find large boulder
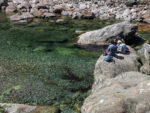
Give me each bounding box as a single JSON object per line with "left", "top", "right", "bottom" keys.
{"left": 77, "top": 21, "right": 138, "bottom": 46}
{"left": 82, "top": 71, "right": 150, "bottom": 113}
{"left": 94, "top": 46, "right": 141, "bottom": 82}
{"left": 0, "top": 103, "right": 59, "bottom": 113}
{"left": 138, "top": 43, "right": 150, "bottom": 75}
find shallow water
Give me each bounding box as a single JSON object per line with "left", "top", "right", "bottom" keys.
{"left": 0, "top": 13, "right": 118, "bottom": 112}
{"left": 0, "top": 13, "right": 149, "bottom": 113}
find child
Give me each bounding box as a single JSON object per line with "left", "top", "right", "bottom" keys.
{"left": 117, "top": 40, "right": 129, "bottom": 54}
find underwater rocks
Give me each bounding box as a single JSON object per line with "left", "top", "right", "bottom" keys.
{"left": 4, "top": 0, "right": 150, "bottom": 23}
{"left": 77, "top": 21, "right": 138, "bottom": 46}
{"left": 138, "top": 43, "right": 150, "bottom": 75}
{"left": 0, "top": 103, "right": 59, "bottom": 113}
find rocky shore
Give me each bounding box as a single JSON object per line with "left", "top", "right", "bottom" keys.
{"left": 79, "top": 22, "right": 150, "bottom": 113}
{"left": 0, "top": 0, "right": 149, "bottom": 23}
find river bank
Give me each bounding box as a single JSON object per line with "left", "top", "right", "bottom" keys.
{"left": 0, "top": 0, "right": 149, "bottom": 24}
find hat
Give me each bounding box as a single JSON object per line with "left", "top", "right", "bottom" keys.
{"left": 117, "top": 40, "right": 122, "bottom": 44}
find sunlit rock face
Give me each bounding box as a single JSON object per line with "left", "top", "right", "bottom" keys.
{"left": 82, "top": 71, "right": 150, "bottom": 113}
{"left": 77, "top": 21, "right": 138, "bottom": 46}
{"left": 138, "top": 43, "right": 150, "bottom": 75}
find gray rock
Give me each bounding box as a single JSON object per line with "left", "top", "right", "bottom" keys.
{"left": 56, "top": 19, "right": 64, "bottom": 23}
{"left": 79, "top": 4, "right": 87, "bottom": 9}
{"left": 5, "top": 2, "right": 16, "bottom": 14}
{"left": 138, "top": 43, "right": 150, "bottom": 75}
{"left": 138, "top": 43, "right": 150, "bottom": 63}
{"left": 77, "top": 21, "right": 138, "bottom": 46}
{"left": 10, "top": 12, "right": 34, "bottom": 21}
{"left": 81, "top": 10, "right": 95, "bottom": 19}
{"left": 75, "top": 30, "right": 85, "bottom": 35}
{"left": 94, "top": 46, "right": 140, "bottom": 81}
{"left": 30, "top": 8, "right": 43, "bottom": 17}
{"left": 123, "top": 9, "right": 130, "bottom": 17}
{"left": 43, "top": 12, "right": 56, "bottom": 18}
{"left": 82, "top": 71, "right": 150, "bottom": 113}
{"left": 20, "top": 12, "right": 34, "bottom": 20}
{"left": 10, "top": 14, "right": 21, "bottom": 21}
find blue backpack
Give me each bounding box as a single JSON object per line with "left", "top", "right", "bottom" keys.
{"left": 104, "top": 55, "right": 112, "bottom": 62}
{"left": 118, "top": 43, "right": 129, "bottom": 54}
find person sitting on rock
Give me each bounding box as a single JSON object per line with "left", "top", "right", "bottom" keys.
{"left": 117, "top": 40, "right": 129, "bottom": 54}
{"left": 107, "top": 39, "right": 117, "bottom": 56}
{"left": 104, "top": 39, "right": 117, "bottom": 62}
{"left": 115, "top": 35, "right": 125, "bottom": 45}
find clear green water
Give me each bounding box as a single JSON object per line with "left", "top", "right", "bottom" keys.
{"left": 0, "top": 13, "right": 149, "bottom": 113}
{"left": 0, "top": 13, "right": 118, "bottom": 112}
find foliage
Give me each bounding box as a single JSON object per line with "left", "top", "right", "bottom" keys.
{"left": 0, "top": 106, "right": 4, "bottom": 113}
{"left": 0, "top": 85, "right": 21, "bottom": 101}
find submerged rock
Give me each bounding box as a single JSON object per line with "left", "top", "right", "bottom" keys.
{"left": 56, "top": 19, "right": 64, "bottom": 23}
{"left": 0, "top": 103, "right": 59, "bottom": 113}
{"left": 33, "top": 106, "right": 59, "bottom": 113}
{"left": 0, "top": 103, "right": 36, "bottom": 113}
{"left": 77, "top": 21, "right": 138, "bottom": 46}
